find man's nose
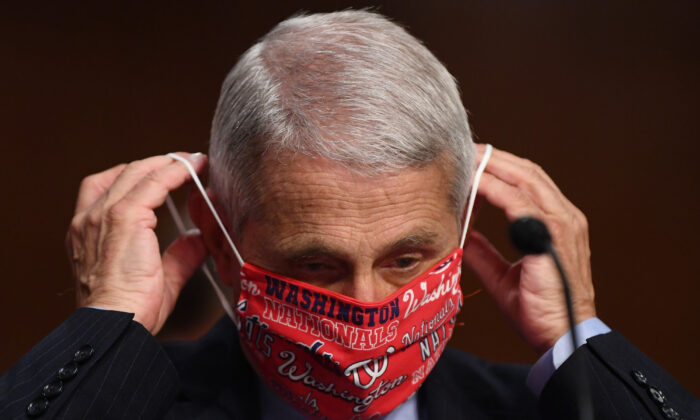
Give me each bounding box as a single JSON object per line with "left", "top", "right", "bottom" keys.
{"left": 337, "top": 268, "right": 394, "bottom": 303}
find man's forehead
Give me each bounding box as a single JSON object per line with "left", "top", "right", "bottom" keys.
{"left": 255, "top": 153, "right": 455, "bottom": 208}
{"left": 238, "top": 153, "right": 460, "bottom": 254}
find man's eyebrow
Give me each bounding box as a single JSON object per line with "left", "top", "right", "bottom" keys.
{"left": 278, "top": 229, "right": 441, "bottom": 261}
{"left": 283, "top": 241, "right": 350, "bottom": 261}
{"left": 379, "top": 228, "right": 440, "bottom": 255}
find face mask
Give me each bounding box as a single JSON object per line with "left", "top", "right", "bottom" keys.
{"left": 166, "top": 144, "right": 492, "bottom": 419}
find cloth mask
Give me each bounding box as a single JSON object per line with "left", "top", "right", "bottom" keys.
{"left": 166, "top": 144, "right": 492, "bottom": 419}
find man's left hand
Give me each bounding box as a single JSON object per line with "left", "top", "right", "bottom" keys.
{"left": 464, "top": 144, "right": 597, "bottom": 355}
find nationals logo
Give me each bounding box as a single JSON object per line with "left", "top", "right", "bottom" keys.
{"left": 344, "top": 346, "right": 395, "bottom": 389}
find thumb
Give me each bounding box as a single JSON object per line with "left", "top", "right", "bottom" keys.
{"left": 463, "top": 230, "right": 510, "bottom": 294}
{"left": 162, "top": 228, "right": 208, "bottom": 297}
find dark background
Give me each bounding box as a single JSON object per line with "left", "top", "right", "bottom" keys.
{"left": 1, "top": 1, "right": 698, "bottom": 397}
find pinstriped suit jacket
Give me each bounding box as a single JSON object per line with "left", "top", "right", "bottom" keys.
{"left": 1, "top": 308, "right": 698, "bottom": 419}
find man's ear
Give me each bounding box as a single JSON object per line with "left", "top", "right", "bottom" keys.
{"left": 188, "top": 188, "right": 240, "bottom": 287}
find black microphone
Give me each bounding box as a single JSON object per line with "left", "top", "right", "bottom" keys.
{"left": 509, "top": 217, "right": 593, "bottom": 420}
{"left": 509, "top": 217, "right": 551, "bottom": 255}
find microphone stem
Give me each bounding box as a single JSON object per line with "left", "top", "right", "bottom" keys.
{"left": 547, "top": 245, "right": 579, "bottom": 349}
{"left": 547, "top": 244, "right": 593, "bottom": 420}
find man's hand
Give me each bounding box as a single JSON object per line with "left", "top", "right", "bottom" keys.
{"left": 464, "top": 144, "right": 596, "bottom": 355}
{"left": 65, "top": 153, "right": 208, "bottom": 334}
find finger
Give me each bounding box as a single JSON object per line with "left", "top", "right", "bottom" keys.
{"left": 161, "top": 228, "right": 208, "bottom": 304}
{"left": 463, "top": 230, "right": 510, "bottom": 292}
{"left": 100, "top": 154, "right": 194, "bottom": 209}
{"left": 476, "top": 144, "right": 555, "bottom": 182}
{"left": 476, "top": 144, "right": 588, "bottom": 249}
{"left": 475, "top": 145, "right": 565, "bottom": 212}
{"left": 74, "top": 164, "right": 127, "bottom": 213}
{"left": 477, "top": 172, "right": 545, "bottom": 221}
{"left": 476, "top": 144, "right": 563, "bottom": 196}
{"left": 115, "top": 154, "right": 208, "bottom": 226}
{"left": 77, "top": 159, "right": 173, "bottom": 267}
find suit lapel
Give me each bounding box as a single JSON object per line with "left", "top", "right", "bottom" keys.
{"left": 166, "top": 316, "right": 261, "bottom": 419}
{"left": 417, "top": 350, "right": 492, "bottom": 420}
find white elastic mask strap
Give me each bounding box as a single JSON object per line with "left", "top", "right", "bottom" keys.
{"left": 165, "top": 153, "right": 243, "bottom": 321}
{"left": 166, "top": 153, "right": 244, "bottom": 267}
{"left": 459, "top": 144, "right": 492, "bottom": 248}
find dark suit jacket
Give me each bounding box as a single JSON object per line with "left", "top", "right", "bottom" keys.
{"left": 1, "top": 308, "right": 697, "bottom": 419}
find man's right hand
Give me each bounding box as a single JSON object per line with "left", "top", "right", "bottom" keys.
{"left": 65, "top": 153, "right": 209, "bottom": 335}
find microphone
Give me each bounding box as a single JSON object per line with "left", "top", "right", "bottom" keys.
{"left": 509, "top": 217, "right": 593, "bottom": 420}
{"left": 509, "top": 217, "right": 551, "bottom": 255}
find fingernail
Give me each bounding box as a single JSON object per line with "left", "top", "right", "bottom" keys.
{"left": 189, "top": 152, "right": 205, "bottom": 162}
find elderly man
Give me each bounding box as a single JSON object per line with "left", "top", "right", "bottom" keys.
{"left": 1, "top": 10, "right": 696, "bottom": 420}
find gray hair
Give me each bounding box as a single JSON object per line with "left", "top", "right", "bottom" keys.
{"left": 209, "top": 10, "right": 475, "bottom": 234}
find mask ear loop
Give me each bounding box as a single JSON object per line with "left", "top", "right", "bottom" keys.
{"left": 459, "top": 144, "right": 493, "bottom": 249}
{"left": 165, "top": 153, "right": 243, "bottom": 322}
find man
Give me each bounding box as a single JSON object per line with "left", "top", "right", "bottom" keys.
{"left": 1, "top": 10, "right": 697, "bottom": 420}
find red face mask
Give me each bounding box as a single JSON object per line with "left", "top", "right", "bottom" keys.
{"left": 166, "top": 144, "right": 492, "bottom": 420}
{"left": 236, "top": 249, "right": 463, "bottom": 419}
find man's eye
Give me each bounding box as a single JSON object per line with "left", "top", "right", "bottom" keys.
{"left": 393, "top": 256, "right": 419, "bottom": 269}
{"left": 305, "top": 262, "right": 327, "bottom": 272}
{"left": 295, "top": 259, "right": 339, "bottom": 274}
